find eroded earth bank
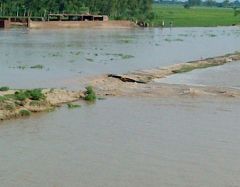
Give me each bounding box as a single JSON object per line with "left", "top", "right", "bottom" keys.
{"left": 1, "top": 52, "right": 240, "bottom": 121}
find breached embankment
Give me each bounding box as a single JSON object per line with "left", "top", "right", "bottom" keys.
{"left": 1, "top": 52, "right": 240, "bottom": 121}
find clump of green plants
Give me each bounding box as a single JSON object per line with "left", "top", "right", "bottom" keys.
{"left": 119, "top": 54, "right": 135, "bottom": 60}
{"left": 67, "top": 103, "right": 81, "bottom": 109}
{"left": 0, "top": 86, "right": 10, "bottom": 91}
{"left": 84, "top": 86, "right": 96, "bottom": 102}
{"left": 86, "top": 58, "right": 94, "bottom": 62}
{"left": 19, "top": 109, "right": 31, "bottom": 117}
{"left": 26, "top": 89, "right": 45, "bottom": 100}
{"left": 16, "top": 65, "right": 27, "bottom": 69}
{"left": 0, "top": 96, "right": 7, "bottom": 102}
{"left": 172, "top": 63, "right": 219, "bottom": 74}
{"left": 13, "top": 89, "right": 45, "bottom": 101}
{"left": 30, "top": 64, "right": 44, "bottom": 69}
{"left": 14, "top": 91, "right": 29, "bottom": 101}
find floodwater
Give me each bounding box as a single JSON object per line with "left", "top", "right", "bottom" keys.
{"left": 1, "top": 27, "right": 240, "bottom": 187}
{"left": 1, "top": 97, "right": 240, "bottom": 187}
{"left": 1, "top": 26, "right": 240, "bottom": 88}
{"left": 157, "top": 61, "right": 240, "bottom": 89}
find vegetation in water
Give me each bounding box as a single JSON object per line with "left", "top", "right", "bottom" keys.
{"left": 172, "top": 63, "right": 219, "bottom": 73}
{"left": 84, "top": 86, "right": 96, "bottom": 102}
{"left": 30, "top": 64, "right": 44, "bottom": 69}
{"left": 67, "top": 103, "right": 81, "bottom": 109}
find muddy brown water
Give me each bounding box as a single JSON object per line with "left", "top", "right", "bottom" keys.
{"left": 1, "top": 27, "right": 240, "bottom": 187}
{"left": 1, "top": 97, "right": 240, "bottom": 187}
{"left": 1, "top": 26, "right": 240, "bottom": 89}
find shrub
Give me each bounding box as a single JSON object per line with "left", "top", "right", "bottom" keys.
{"left": 0, "top": 87, "right": 10, "bottom": 91}
{"left": 14, "top": 91, "right": 29, "bottom": 101}
{"left": 26, "top": 89, "right": 45, "bottom": 100}
{"left": 14, "top": 89, "right": 45, "bottom": 101}
{"left": 84, "top": 86, "right": 96, "bottom": 102}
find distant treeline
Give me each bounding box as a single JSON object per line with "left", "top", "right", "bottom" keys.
{"left": 0, "top": 0, "right": 153, "bottom": 20}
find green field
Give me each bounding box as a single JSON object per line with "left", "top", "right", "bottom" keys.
{"left": 152, "top": 5, "right": 240, "bottom": 27}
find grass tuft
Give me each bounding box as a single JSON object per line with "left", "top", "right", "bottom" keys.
{"left": 84, "top": 86, "right": 97, "bottom": 102}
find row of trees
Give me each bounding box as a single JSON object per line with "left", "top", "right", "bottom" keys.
{"left": 0, "top": 0, "right": 153, "bottom": 20}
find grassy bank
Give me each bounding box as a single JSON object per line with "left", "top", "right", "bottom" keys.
{"left": 152, "top": 5, "right": 240, "bottom": 27}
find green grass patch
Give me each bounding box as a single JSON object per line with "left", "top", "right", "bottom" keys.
{"left": 119, "top": 54, "right": 135, "bottom": 59}
{"left": 6, "top": 89, "right": 45, "bottom": 101}
{"left": 0, "top": 96, "right": 7, "bottom": 102}
{"left": 84, "top": 86, "right": 97, "bottom": 102}
{"left": 152, "top": 5, "right": 240, "bottom": 27}
{"left": 172, "top": 63, "right": 219, "bottom": 73}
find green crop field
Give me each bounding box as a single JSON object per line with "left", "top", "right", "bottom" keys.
{"left": 152, "top": 5, "right": 240, "bottom": 27}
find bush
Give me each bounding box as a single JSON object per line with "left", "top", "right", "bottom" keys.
{"left": 26, "top": 89, "right": 45, "bottom": 100}
{"left": 14, "top": 89, "right": 45, "bottom": 101}
{"left": 14, "top": 91, "right": 29, "bottom": 101}
{"left": 84, "top": 86, "right": 96, "bottom": 102}
{"left": 0, "top": 87, "right": 10, "bottom": 91}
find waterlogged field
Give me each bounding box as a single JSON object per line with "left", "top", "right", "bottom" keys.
{"left": 1, "top": 27, "right": 240, "bottom": 89}
{"left": 152, "top": 5, "right": 240, "bottom": 27}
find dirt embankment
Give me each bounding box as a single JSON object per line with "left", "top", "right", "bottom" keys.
{"left": 29, "top": 20, "right": 137, "bottom": 29}
{"left": 87, "top": 52, "right": 240, "bottom": 98}
{"left": 106, "top": 52, "right": 240, "bottom": 84}
{"left": 0, "top": 89, "right": 84, "bottom": 121}
{"left": 1, "top": 52, "right": 240, "bottom": 121}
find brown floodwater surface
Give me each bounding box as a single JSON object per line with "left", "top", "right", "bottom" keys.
{"left": 0, "top": 97, "right": 240, "bottom": 187}
{"left": 1, "top": 27, "right": 240, "bottom": 89}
